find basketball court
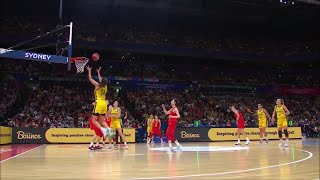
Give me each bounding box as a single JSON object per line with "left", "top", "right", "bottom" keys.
{"left": 1, "top": 139, "right": 319, "bottom": 180}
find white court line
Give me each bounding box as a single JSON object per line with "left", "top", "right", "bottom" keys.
{"left": 0, "top": 144, "right": 45, "bottom": 163}
{"left": 127, "top": 148, "right": 314, "bottom": 180}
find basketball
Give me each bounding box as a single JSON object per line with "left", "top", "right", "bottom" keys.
{"left": 92, "top": 53, "right": 100, "bottom": 61}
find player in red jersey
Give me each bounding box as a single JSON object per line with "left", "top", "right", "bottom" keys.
{"left": 231, "top": 106, "right": 250, "bottom": 145}
{"left": 105, "top": 112, "right": 112, "bottom": 127}
{"left": 88, "top": 116, "right": 104, "bottom": 150}
{"left": 162, "top": 99, "right": 182, "bottom": 151}
{"left": 150, "top": 115, "right": 164, "bottom": 144}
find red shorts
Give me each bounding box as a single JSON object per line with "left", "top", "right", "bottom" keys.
{"left": 151, "top": 128, "right": 162, "bottom": 138}
{"left": 106, "top": 120, "right": 111, "bottom": 127}
{"left": 238, "top": 120, "right": 245, "bottom": 129}
{"left": 89, "top": 118, "right": 103, "bottom": 137}
{"left": 166, "top": 120, "right": 177, "bottom": 141}
{"left": 152, "top": 128, "right": 161, "bottom": 135}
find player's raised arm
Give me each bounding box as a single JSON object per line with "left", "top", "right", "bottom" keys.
{"left": 86, "top": 66, "right": 99, "bottom": 87}
{"left": 96, "top": 67, "right": 102, "bottom": 83}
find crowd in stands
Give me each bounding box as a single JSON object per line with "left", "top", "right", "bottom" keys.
{"left": 0, "top": 58, "right": 68, "bottom": 76}
{"left": 1, "top": 16, "right": 319, "bottom": 56}
{"left": 6, "top": 82, "right": 138, "bottom": 129}
{"left": 127, "top": 89, "right": 320, "bottom": 136}
{"left": 0, "top": 78, "right": 18, "bottom": 120}
{"left": 1, "top": 58, "right": 319, "bottom": 87}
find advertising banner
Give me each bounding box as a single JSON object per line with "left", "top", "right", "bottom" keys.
{"left": 0, "top": 48, "right": 67, "bottom": 64}
{"left": 175, "top": 128, "right": 210, "bottom": 142}
{"left": 122, "top": 128, "right": 135, "bottom": 143}
{"left": 45, "top": 128, "right": 136, "bottom": 143}
{"left": 45, "top": 128, "right": 95, "bottom": 143}
{"left": 12, "top": 128, "right": 48, "bottom": 144}
{"left": 208, "top": 127, "right": 302, "bottom": 141}
{"left": 11, "top": 128, "right": 136, "bottom": 144}
{"left": 0, "top": 126, "right": 12, "bottom": 144}
{"left": 175, "top": 127, "right": 301, "bottom": 142}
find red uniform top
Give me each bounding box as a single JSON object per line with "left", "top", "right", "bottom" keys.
{"left": 235, "top": 112, "right": 245, "bottom": 128}
{"left": 105, "top": 117, "right": 111, "bottom": 126}
{"left": 152, "top": 120, "right": 160, "bottom": 129}
{"left": 169, "top": 107, "right": 178, "bottom": 122}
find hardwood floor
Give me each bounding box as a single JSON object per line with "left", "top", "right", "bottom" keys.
{"left": 1, "top": 139, "right": 319, "bottom": 180}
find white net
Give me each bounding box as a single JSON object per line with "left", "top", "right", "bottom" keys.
{"left": 73, "top": 57, "right": 89, "bottom": 73}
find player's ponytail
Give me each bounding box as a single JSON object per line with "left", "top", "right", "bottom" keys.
{"left": 98, "top": 78, "right": 108, "bottom": 88}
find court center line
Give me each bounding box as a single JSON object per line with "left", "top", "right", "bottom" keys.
{"left": 127, "top": 148, "right": 314, "bottom": 180}
{"left": 0, "top": 144, "right": 45, "bottom": 163}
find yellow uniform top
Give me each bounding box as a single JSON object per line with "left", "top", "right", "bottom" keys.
{"left": 110, "top": 107, "right": 120, "bottom": 121}
{"left": 147, "top": 118, "right": 153, "bottom": 128}
{"left": 276, "top": 105, "right": 286, "bottom": 119}
{"left": 257, "top": 109, "right": 267, "bottom": 122}
{"left": 94, "top": 85, "right": 108, "bottom": 101}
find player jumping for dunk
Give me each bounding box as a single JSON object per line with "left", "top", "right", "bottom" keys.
{"left": 86, "top": 66, "right": 113, "bottom": 139}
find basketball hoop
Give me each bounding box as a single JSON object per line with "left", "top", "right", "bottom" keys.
{"left": 71, "top": 57, "right": 89, "bottom": 73}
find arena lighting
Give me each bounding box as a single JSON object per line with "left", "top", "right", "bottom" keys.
{"left": 280, "top": 0, "right": 298, "bottom": 5}
{"left": 297, "top": 0, "right": 320, "bottom": 4}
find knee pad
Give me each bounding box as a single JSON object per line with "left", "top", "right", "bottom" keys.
{"left": 284, "top": 129, "right": 289, "bottom": 138}
{"left": 278, "top": 130, "right": 283, "bottom": 138}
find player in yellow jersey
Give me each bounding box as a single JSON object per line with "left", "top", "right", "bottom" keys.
{"left": 272, "top": 99, "right": 291, "bottom": 147}
{"left": 257, "top": 104, "right": 271, "bottom": 144}
{"left": 86, "top": 66, "right": 113, "bottom": 139}
{"left": 146, "top": 115, "right": 154, "bottom": 144}
{"left": 109, "top": 101, "right": 128, "bottom": 149}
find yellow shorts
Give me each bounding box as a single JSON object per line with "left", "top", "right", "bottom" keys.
{"left": 147, "top": 127, "right": 152, "bottom": 133}
{"left": 277, "top": 118, "right": 288, "bottom": 128}
{"left": 259, "top": 120, "right": 267, "bottom": 128}
{"left": 93, "top": 100, "right": 107, "bottom": 115}
{"left": 110, "top": 120, "right": 121, "bottom": 130}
